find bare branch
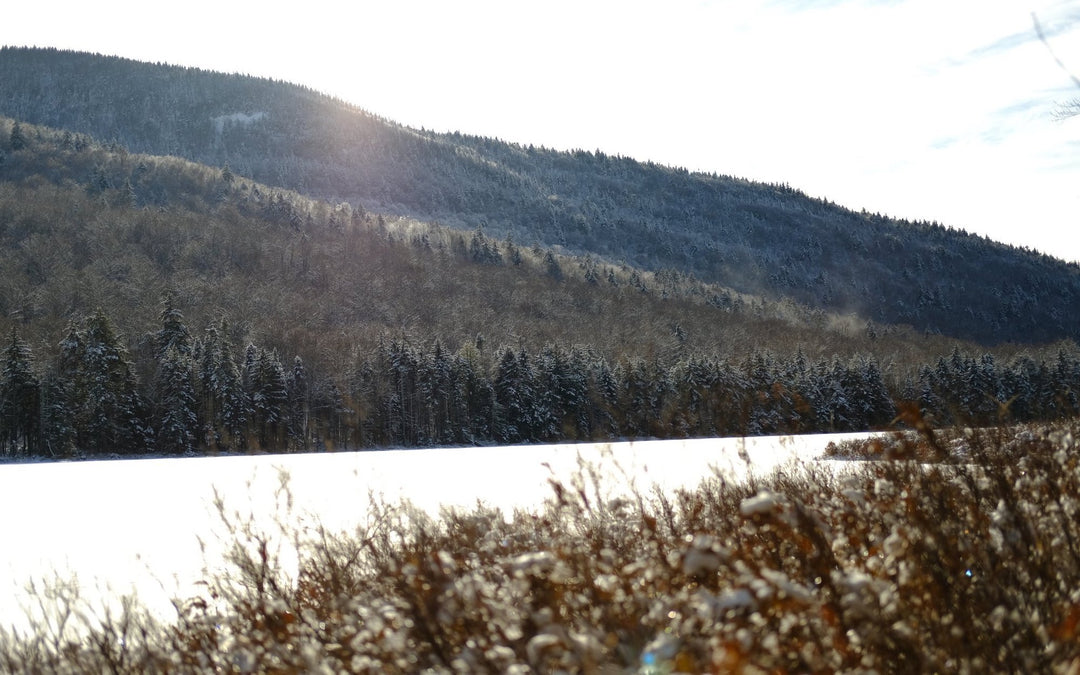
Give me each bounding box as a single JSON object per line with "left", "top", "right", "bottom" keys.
{"left": 1053, "top": 99, "right": 1080, "bottom": 121}
{"left": 1033, "top": 12, "right": 1080, "bottom": 119}
{"left": 1032, "top": 12, "right": 1080, "bottom": 90}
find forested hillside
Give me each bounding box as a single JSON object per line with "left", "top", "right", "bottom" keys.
{"left": 2, "top": 47, "right": 1079, "bottom": 344}
{"left": 0, "top": 116, "right": 1078, "bottom": 459}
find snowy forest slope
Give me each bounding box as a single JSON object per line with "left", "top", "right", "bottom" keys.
{"left": 2, "top": 114, "right": 1078, "bottom": 457}
{"left": 2, "top": 47, "right": 1078, "bottom": 345}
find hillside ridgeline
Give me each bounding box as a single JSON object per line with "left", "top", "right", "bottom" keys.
{"left": 2, "top": 47, "right": 1079, "bottom": 344}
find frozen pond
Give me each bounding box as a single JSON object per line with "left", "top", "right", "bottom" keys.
{"left": 0, "top": 433, "right": 872, "bottom": 637}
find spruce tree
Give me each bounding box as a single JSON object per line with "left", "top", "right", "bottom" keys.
{"left": 0, "top": 328, "right": 40, "bottom": 457}
{"left": 198, "top": 321, "right": 249, "bottom": 451}
{"left": 457, "top": 344, "right": 494, "bottom": 443}
{"left": 155, "top": 293, "right": 192, "bottom": 359}
{"left": 78, "top": 310, "right": 152, "bottom": 455}
{"left": 495, "top": 347, "right": 536, "bottom": 443}
{"left": 310, "top": 377, "right": 349, "bottom": 449}
{"left": 39, "top": 370, "right": 74, "bottom": 458}
{"left": 156, "top": 344, "right": 197, "bottom": 455}
{"left": 48, "top": 312, "right": 149, "bottom": 455}
{"left": 425, "top": 341, "right": 456, "bottom": 445}
{"left": 288, "top": 355, "right": 309, "bottom": 450}
{"left": 9, "top": 121, "right": 26, "bottom": 151}
{"left": 248, "top": 348, "right": 288, "bottom": 450}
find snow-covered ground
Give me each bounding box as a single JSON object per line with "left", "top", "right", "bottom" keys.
{"left": 211, "top": 110, "right": 267, "bottom": 135}
{"left": 0, "top": 433, "right": 875, "bottom": 637}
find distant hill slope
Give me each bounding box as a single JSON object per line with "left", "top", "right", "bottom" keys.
{"left": 2, "top": 47, "right": 1078, "bottom": 345}
{"left": 3, "top": 115, "right": 972, "bottom": 373}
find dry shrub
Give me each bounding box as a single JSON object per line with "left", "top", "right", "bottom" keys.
{"left": 3, "top": 421, "right": 1080, "bottom": 673}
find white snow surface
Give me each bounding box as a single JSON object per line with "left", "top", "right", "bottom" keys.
{"left": 211, "top": 111, "right": 267, "bottom": 135}
{"left": 0, "top": 433, "right": 874, "bottom": 637}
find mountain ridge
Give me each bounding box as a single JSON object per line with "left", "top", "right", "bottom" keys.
{"left": 0, "top": 113, "right": 949, "bottom": 367}
{"left": 1, "top": 46, "right": 1079, "bottom": 345}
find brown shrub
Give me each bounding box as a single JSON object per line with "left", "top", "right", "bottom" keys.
{"left": 3, "top": 421, "right": 1080, "bottom": 672}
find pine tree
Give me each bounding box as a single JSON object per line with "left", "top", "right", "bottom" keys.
{"left": 155, "top": 294, "right": 192, "bottom": 359}
{"left": 249, "top": 348, "right": 289, "bottom": 450}
{"left": 55, "top": 311, "right": 152, "bottom": 455}
{"left": 536, "top": 346, "right": 589, "bottom": 440}
{"left": 370, "top": 340, "right": 422, "bottom": 446}
{"left": 543, "top": 251, "right": 563, "bottom": 281}
{"left": 1054, "top": 349, "right": 1080, "bottom": 416}
{"left": 155, "top": 344, "right": 197, "bottom": 455}
{"left": 855, "top": 358, "right": 895, "bottom": 429}
{"left": 456, "top": 344, "right": 494, "bottom": 443}
{"left": 310, "top": 377, "right": 350, "bottom": 449}
{"left": 422, "top": 340, "right": 457, "bottom": 445}
{"left": 495, "top": 347, "right": 536, "bottom": 443}
{"left": 0, "top": 328, "right": 40, "bottom": 457}
{"left": 35, "top": 322, "right": 85, "bottom": 458}
{"left": 288, "top": 355, "right": 309, "bottom": 451}
{"left": 79, "top": 310, "right": 152, "bottom": 454}
{"left": 242, "top": 343, "right": 259, "bottom": 394}
{"left": 829, "top": 358, "right": 857, "bottom": 432}
{"left": 39, "top": 370, "right": 74, "bottom": 458}
{"left": 199, "top": 320, "right": 249, "bottom": 451}
{"left": 590, "top": 357, "right": 619, "bottom": 436}
{"left": 1004, "top": 355, "right": 1041, "bottom": 422}
{"left": 918, "top": 364, "right": 945, "bottom": 425}
{"left": 620, "top": 358, "right": 669, "bottom": 437}
{"left": 9, "top": 121, "right": 26, "bottom": 151}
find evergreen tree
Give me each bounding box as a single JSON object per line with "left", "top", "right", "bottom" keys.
{"left": 591, "top": 357, "right": 620, "bottom": 436}
{"left": 506, "top": 237, "right": 523, "bottom": 266}
{"left": 744, "top": 353, "right": 785, "bottom": 435}
{"left": 368, "top": 339, "right": 422, "bottom": 446}
{"left": 9, "top": 121, "right": 26, "bottom": 151}
{"left": 59, "top": 311, "right": 152, "bottom": 455}
{"left": 248, "top": 348, "right": 289, "bottom": 450}
{"left": 39, "top": 370, "right": 74, "bottom": 458}
{"left": 200, "top": 320, "right": 249, "bottom": 451}
{"left": 242, "top": 343, "right": 259, "bottom": 394}
{"left": 196, "top": 326, "right": 220, "bottom": 448}
{"left": 494, "top": 347, "right": 537, "bottom": 443}
{"left": 0, "top": 328, "right": 39, "bottom": 457}
{"left": 619, "top": 358, "right": 669, "bottom": 437}
{"left": 1000, "top": 356, "right": 1037, "bottom": 422}
{"left": 288, "top": 355, "right": 310, "bottom": 450}
{"left": 155, "top": 293, "right": 192, "bottom": 359}
{"left": 456, "top": 344, "right": 494, "bottom": 443}
{"left": 85, "top": 310, "right": 152, "bottom": 454}
{"left": 543, "top": 251, "right": 563, "bottom": 281}
{"left": 155, "top": 344, "right": 197, "bottom": 455}
{"left": 309, "top": 377, "right": 350, "bottom": 449}
{"left": 1054, "top": 349, "right": 1080, "bottom": 416}
{"left": 855, "top": 358, "right": 895, "bottom": 429}
{"left": 536, "top": 346, "right": 589, "bottom": 440}
{"left": 422, "top": 340, "right": 457, "bottom": 445}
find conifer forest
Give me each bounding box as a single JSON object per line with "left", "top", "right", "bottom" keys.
{"left": 0, "top": 48, "right": 1079, "bottom": 459}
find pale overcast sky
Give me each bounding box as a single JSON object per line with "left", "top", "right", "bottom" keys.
{"left": 3, "top": 0, "right": 1079, "bottom": 261}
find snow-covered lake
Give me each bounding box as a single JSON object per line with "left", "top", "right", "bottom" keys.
{"left": 0, "top": 433, "right": 870, "bottom": 637}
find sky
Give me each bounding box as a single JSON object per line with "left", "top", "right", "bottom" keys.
{"left": 2, "top": 0, "right": 1080, "bottom": 261}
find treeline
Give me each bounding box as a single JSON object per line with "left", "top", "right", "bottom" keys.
{"left": 2, "top": 302, "right": 1079, "bottom": 459}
